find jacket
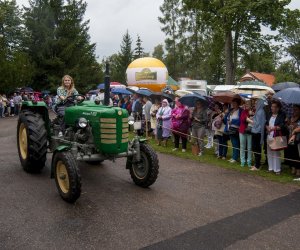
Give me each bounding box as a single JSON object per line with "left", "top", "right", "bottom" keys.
{"left": 266, "top": 111, "right": 287, "bottom": 137}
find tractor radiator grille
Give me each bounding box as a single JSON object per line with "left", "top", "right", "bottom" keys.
{"left": 100, "top": 118, "right": 116, "bottom": 144}
{"left": 122, "top": 118, "right": 129, "bottom": 143}
{"left": 99, "top": 117, "right": 129, "bottom": 144}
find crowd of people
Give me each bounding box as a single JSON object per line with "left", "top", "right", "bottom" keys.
{"left": 122, "top": 90, "right": 300, "bottom": 178}
{"left": 2, "top": 78, "right": 300, "bottom": 179}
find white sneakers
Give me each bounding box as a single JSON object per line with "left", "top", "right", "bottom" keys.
{"left": 228, "top": 159, "right": 237, "bottom": 163}
{"left": 58, "top": 131, "right": 63, "bottom": 137}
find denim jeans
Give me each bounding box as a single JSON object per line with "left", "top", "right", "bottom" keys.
{"left": 216, "top": 134, "right": 228, "bottom": 157}
{"left": 239, "top": 133, "right": 252, "bottom": 166}
{"left": 230, "top": 134, "right": 240, "bottom": 161}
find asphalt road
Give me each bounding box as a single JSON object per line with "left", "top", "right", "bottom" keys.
{"left": 1, "top": 115, "right": 300, "bottom": 250}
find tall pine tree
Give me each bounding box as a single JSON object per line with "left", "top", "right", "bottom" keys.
{"left": 134, "top": 34, "right": 144, "bottom": 59}
{"left": 115, "top": 30, "right": 133, "bottom": 84}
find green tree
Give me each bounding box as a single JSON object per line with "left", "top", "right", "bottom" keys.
{"left": 279, "top": 9, "right": 300, "bottom": 75}
{"left": 183, "top": 0, "right": 291, "bottom": 84}
{"left": 0, "top": 0, "right": 34, "bottom": 92}
{"left": 158, "top": 0, "right": 183, "bottom": 77}
{"left": 115, "top": 30, "right": 133, "bottom": 84}
{"left": 134, "top": 34, "right": 144, "bottom": 59}
{"left": 23, "top": 0, "right": 102, "bottom": 93}
{"left": 152, "top": 44, "right": 164, "bottom": 61}
{"left": 275, "top": 60, "right": 300, "bottom": 83}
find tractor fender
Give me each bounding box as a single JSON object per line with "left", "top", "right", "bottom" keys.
{"left": 138, "top": 138, "right": 147, "bottom": 143}
{"left": 50, "top": 145, "right": 71, "bottom": 178}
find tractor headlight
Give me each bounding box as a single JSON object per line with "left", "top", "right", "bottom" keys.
{"left": 128, "top": 115, "right": 135, "bottom": 125}
{"left": 78, "top": 118, "right": 88, "bottom": 128}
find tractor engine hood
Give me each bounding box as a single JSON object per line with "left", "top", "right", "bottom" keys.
{"left": 64, "top": 103, "right": 129, "bottom": 154}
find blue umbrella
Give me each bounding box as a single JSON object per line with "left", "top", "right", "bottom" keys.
{"left": 272, "top": 82, "right": 299, "bottom": 92}
{"left": 274, "top": 87, "right": 300, "bottom": 104}
{"left": 179, "top": 93, "right": 208, "bottom": 107}
{"left": 136, "top": 88, "right": 153, "bottom": 97}
{"left": 111, "top": 88, "right": 132, "bottom": 95}
{"left": 88, "top": 89, "right": 99, "bottom": 95}
{"left": 97, "top": 83, "right": 105, "bottom": 89}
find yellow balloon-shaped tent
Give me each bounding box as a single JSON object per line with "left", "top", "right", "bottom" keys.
{"left": 126, "top": 57, "right": 169, "bottom": 92}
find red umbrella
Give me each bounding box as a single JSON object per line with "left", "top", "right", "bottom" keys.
{"left": 213, "top": 91, "right": 243, "bottom": 104}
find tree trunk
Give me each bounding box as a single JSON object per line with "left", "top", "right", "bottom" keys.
{"left": 225, "top": 30, "right": 234, "bottom": 85}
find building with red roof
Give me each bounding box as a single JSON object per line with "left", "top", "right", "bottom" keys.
{"left": 240, "top": 72, "right": 276, "bottom": 87}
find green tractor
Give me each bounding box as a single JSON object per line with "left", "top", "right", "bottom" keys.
{"left": 17, "top": 95, "right": 159, "bottom": 203}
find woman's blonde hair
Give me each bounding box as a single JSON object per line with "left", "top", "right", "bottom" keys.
{"left": 61, "top": 75, "right": 75, "bottom": 91}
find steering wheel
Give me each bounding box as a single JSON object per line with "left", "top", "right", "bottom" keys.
{"left": 65, "top": 94, "right": 86, "bottom": 105}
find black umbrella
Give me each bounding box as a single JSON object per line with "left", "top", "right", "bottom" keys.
{"left": 274, "top": 87, "right": 300, "bottom": 104}
{"left": 272, "top": 82, "right": 299, "bottom": 92}
{"left": 179, "top": 93, "right": 208, "bottom": 107}
{"left": 20, "top": 87, "right": 34, "bottom": 93}
{"left": 150, "top": 92, "right": 174, "bottom": 102}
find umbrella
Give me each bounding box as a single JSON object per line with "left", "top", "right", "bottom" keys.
{"left": 233, "top": 85, "right": 274, "bottom": 96}
{"left": 205, "top": 95, "right": 219, "bottom": 110}
{"left": 20, "top": 87, "right": 34, "bottom": 93}
{"left": 41, "top": 90, "right": 51, "bottom": 95}
{"left": 111, "top": 88, "right": 132, "bottom": 95}
{"left": 88, "top": 89, "right": 99, "bottom": 95}
{"left": 150, "top": 92, "right": 174, "bottom": 102}
{"left": 136, "top": 88, "right": 153, "bottom": 97}
{"left": 179, "top": 93, "right": 208, "bottom": 107}
{"left": 213, "top": 91, "right": 243, "bottom": 104}
{"left": 97, "top": 83, "right": 105, "bottom": 89}
{"left": 238, "top": 80, "right": 266, "bottom": 86}
{"left": 272, "top": 82, "right": 299, "bottom": 92}
{"left": 274, "top": 87, "right": 300, "bottom": 105}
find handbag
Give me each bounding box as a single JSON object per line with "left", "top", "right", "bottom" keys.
{"left": 228, "top": 126, "right": 239, "bottom": 136}
{"left": 245, "top": 125, "right": 252, "bottom": 134}
{"left": 267, "top": 131, "right": 287, "bottom": 151}
{"left": 191, "top": 144, "right": 200, "bottom": 155}
{"left": 133, "top": 115, "right": 142, "bottom": 130}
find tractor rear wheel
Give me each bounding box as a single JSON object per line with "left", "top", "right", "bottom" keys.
{"left": 17, "top": 110, "right": 47, "bottom": 173}
{"left": 53, "top": 151, "right": 81, "bottom": 203}
{"left": 127, "top": 143, "right": 159, "bottom": 188}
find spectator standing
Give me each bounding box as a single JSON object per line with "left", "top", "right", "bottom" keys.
{"left": 171, "top": 98, "right": 190, "bottom": 152}
{"left": 224, "top": 99, "right": 242, "bottom": 163}
{"left": 9, "top": 96, "right": 15, "bottom": 116}
{"left": 120, "top": 96, "right": 132, "bottom": 114}
{"left": 13, "top": 93, "right": 22, "bottom": 115}
{"left": 286, "top": 105, "right": 300, "bottom": 176}
{"left": 156, "top": 99, "right": 172, "bottom": 146}
{"left": 150, "top": 99, "right": 161, "bottom": 139}
{"left": 0, "top": 95, "right": 4, "bottom": 118}
{"left": 239, "top": 101, "right": 253, "bottom": 167}
{"left": 191, "top": 100, "right": 208, "bottom": 156}
{"left": 266, "top": 100, "right": 287, "bottom": 174}
{"left": 213, "top": 104, "right": 229, "bottom": 159}
{"left": 1, "top": 94, "right": 8, "bottom": 117}
{"left": 249, "top": 98, "right": 266, "bottom": 171}
{"left": 143, "top": 96, "right": 152, "bottom": 135}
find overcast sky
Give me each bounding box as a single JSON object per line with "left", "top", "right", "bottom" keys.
{"left": 16, "top": 0, "right": 300, "bottom": 60}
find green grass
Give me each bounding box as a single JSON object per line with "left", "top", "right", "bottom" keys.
{"left": 141, "top": 135, "right": 300, "bottom": 185}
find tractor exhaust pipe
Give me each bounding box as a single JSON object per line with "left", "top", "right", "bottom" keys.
{"left": 104, "top": 61, "right": 110, "bottom": 106}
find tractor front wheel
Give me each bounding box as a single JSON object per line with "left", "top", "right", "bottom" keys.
{"left": 17, "top": 110, "right": 47, "bottom": 173}
{"left": 53, "top": 151, "right": 81, "bottom": 203}
{"left": 127, "top": 143, "right": 159, "bottom": 188}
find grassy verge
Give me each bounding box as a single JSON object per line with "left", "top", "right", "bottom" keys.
{"left": 142, "top": 136, "right": 300, "bottom": 185}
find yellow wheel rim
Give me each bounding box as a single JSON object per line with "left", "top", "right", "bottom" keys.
{"left": 19, "top": 123, "right": 28, "bottom": 160}
{"left": 56, "top": 161, "right": 69, "bottom": 194}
